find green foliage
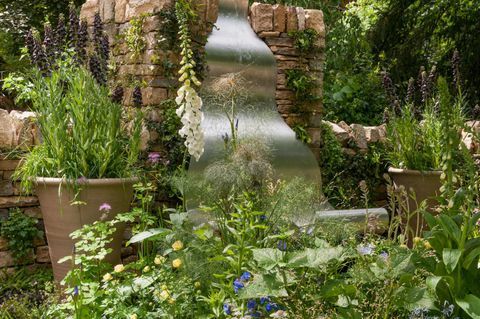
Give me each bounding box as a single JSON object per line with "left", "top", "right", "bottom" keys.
{"left": 0, "top": 209, "right": 42, "bottom": 261}
{"left": 285, "top": 69, "right": 318, "bottom": 102}
{"left": 123, "top": 15, "right": 147, "bottom": 61}
{"left": 369, "top": 0, "right": 480, "bottom": 111}
{"left": 323, "top": 7, "right": 386, "bottom": 125}
{"left": 0, "top": 268, "right": 54, "bottom": 319}
{"left": 0, "top": 0, "right": 85, "bottom": 73}
{"left": 292, "top": 124, "right": 311, "bottom": 144}
{"left": 4, "top": 59, "right": 141, "bottom": 193}
{"left": 386, "top": 77, "right": 465, "bottom": 171}
{"left": 320, "top": 122, "right": 387, "bottom": 209}
{"left": 288, "top": 28, "right": 318, "bottom": 54}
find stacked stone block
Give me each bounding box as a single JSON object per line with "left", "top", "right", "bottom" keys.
{"left": 249, "top": 3, "right": 326, "bottom": 159}
{"left": 0, "top": 158, "right": 49, "bottom": 270}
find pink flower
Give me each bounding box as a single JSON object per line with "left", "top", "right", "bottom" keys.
{"left": 147, "top": 152, "right": 161, "bottom": 164}
{"left": 99, "top": 203, "right": 112, "bottom": 212}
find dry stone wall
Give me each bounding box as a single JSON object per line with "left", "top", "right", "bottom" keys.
{"left": 249, "top": 2, "right": 326, "bottom": 159}
{"left": 0, "top": 158, "right": 49, "bottom": 270}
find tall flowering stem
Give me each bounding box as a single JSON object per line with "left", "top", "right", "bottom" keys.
{"left": 175, "top": 0, "right": 204, "bottom": 161}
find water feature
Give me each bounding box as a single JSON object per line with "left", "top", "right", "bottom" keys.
{"left": 186, "top": 0, "right": 329, "bottom": 224}
{"left": 186, "top": 0, "right": 391, "bottom": 229}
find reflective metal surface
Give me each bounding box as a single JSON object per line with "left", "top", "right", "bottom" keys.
{"left": 188, "top": 0, "right": 328, "bottom": 222}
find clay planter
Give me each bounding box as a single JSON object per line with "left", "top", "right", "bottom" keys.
{"left": 388, "top": 168, "right": 442, "bottom": 242}
{"left": 35, "top": 177, "right": 137, "bottom": 282}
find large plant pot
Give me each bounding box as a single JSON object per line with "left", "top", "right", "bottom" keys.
{"left": 388, "top": 168, "right": 442, "bottom": 241}
{"left": 35, "top": 177, "right": 138, "bottom": 282}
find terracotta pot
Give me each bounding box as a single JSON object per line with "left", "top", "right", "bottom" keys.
{"left": 388, "top": 168, "right": 441, "bottom": 241}
{"left": 35, "top": 177, "right": 138, "bottom": 282}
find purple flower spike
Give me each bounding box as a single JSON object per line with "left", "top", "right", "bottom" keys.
{"left": 99, "top": 203, "right": 112, "bottom": 212}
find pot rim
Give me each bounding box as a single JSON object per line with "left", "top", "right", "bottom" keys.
{"left": 34, "top": 176, "right": 140, "bottom": 186}
{"left": 388, "top": 167, "right": 442, "bottom": 176}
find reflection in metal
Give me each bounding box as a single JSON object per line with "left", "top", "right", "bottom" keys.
{"left": 187, "top": 0, "right": 329, "bottom": 224}
{"left": 315, "top": 208, "right": 389, "bottom": 234}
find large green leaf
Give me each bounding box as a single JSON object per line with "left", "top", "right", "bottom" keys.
{"left": 463, "top": 247, "right": 480, "bottom": 269}
{"left": 252, "top": 248, "right": 285, "bottom": 271}
{"left": 127, "top": 228, "right": 171, "bottom": 245}
{"left": 437, "top": 215, "right": 461, "bottom": 244}
{"left": 456, "top": 294, "right": 480, "bottom": 318}
{"left": 395, "top": 287, "right": 436, "bottom": 311}
{"left": 238, "top": 273, "right": 288, "bottom": 299}
{"left": 287, "top": 247, "right": 345, "bottom": 268}
{"left": 442, "top": 248, "right": 462, "bottom": 273}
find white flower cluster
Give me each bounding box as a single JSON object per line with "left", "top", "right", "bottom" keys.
{"left": 175, "top": 6, "right": 205, "bottom": 161}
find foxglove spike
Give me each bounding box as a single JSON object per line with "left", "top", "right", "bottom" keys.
{"left": 33, "top": 38, "right": 50, "bottom": 75}
{"left": 68, "top": 4, "right": 79, "bottom": 46}
{"left": 76, "top": 20, "right": 89, "bottom": 63}
{"left": 25, "top": 30, "right": 35, "bottom": 62}
{"left": 43, "top": 23, "right": 55, "bottom": 64}
{"left": 420, "top": 70, "right": 428, "bottom": 103}
{"left": 452, "top": 49, "right": 461, "bottom": 90}
{"left": 55, "top": 14, "right": 67, "bottom": 56}
{"left": 89, "top": 54, "right": 106, "bottom": 85}
{"left": 100, "top": 34, "right": 110, "bottom": 62}
{"left": 406, "top": 77, "right": 415, "bottom": 104}
{"left": 93, "top": 12, "right": 103, "bottom": 50}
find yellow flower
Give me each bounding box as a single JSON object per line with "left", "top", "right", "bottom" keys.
{"left": 413, "top": 237, "right": 422, "bottom": 245}
{"left": 194, "top": 281, "right": 201, "bottom": 289}
{"left": 143, "top": 266, "right": 151, "bottom": 273}
{"left": 172, "top": 240, "right": 184, "bottom": 251}
{"left": 168, "top": 297, "right": 176, "bottom": 304}
{"left": 160, "top": 290, "right": 170, "bottom": 300}
{"left": 172, "top": 258, "right": 182, "bottom": 269}
{"left": 114, "top": 264, "right": 125, "bottom": 273}
{"left": 154, "top": 255, "right": 166, "bottom": 265}
{"left": 161, "top": 284, "right": 168, "bottom": 291}
{"left": 129, "top": 314, "right": 137, "bottom": 319}
{"left": 103, "top": 273, "right": 113, "bottom": 282}
{"left": 424, "top": 240, "right": 432, "bottom": 249}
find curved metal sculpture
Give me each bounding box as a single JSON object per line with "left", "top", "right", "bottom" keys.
{"left": 187, "top": 0, "right": 328, "bottom": 223}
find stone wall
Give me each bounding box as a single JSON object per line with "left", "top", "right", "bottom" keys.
{"left": 0, "top": 158, "right": 50, "bottom": 270}
{"left": 249, "top": 2, "right": 325, "bottom": 159}
{"left": 80, "top": 0, "right": 219, "bottom": 152}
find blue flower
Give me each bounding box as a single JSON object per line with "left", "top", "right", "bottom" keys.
{"left": 223, "top": 303, "right": 232, "bottom": 315}
{"left": 357, "top": 243, "right": 375, "bottom": 256}
{"left": 260, "top": 296, "right": 270, "bottom": 305}
{"left": 277, "top": 240, "right": 287, "bottom": 251}
{"left": 266, "top": 302, "right": 278, "bottom": 312}
{"left": 233, "top": 278, "right": 244, "bottom": 294}
{"left": 260, "top": 215, "right": 267, "bottom": 221}
{"left": 247, "top": 299, "right": 256, "bottom": 310}
{"left": 379, "top": 251, "right": 389, "bottom": 261}
{"left": 73, "top": 286, "right": 79, "bottom": 296}
{"left": 241, "top": 271, "right": 251, "bottom": 281}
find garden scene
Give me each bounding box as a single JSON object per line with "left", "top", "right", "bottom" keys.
{"left": 0, "top": 0, "right": 479, "bottom": 318}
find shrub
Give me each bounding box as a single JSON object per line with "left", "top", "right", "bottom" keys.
{"left": 0, "top": 209, "right": 41, "bottom": 261}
